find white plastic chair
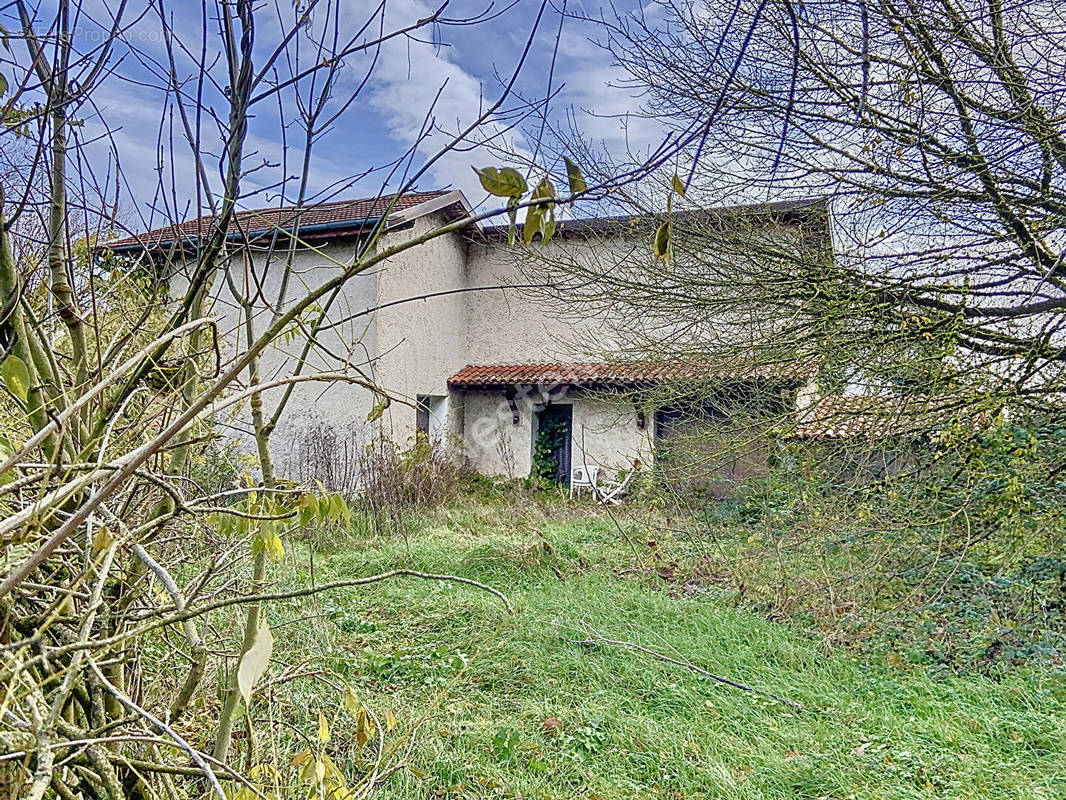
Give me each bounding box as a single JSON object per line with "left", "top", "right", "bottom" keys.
{"left": 595, "top": 462, "right": 640, "bottom": 505}
{"left": 569, "top": 464, "right": 599, "bottom": 499}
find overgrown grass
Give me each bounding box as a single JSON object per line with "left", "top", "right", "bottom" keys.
{"left": 263, "top": 495, "right": 1065, "bottom": 799}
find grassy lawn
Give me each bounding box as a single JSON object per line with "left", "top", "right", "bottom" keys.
{"left": 265, "top": 497, "right": 1066, "bottom": 799}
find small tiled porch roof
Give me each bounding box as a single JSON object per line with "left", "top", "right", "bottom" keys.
{"left": 447, "top": 360, "right": 815, "bottom": 389}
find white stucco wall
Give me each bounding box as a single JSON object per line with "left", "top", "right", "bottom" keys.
{"left": 460, "top": 390, "right": 532, "bottom": 478}
{"left": 452, "top": 234, "right": 660, "bottom": 480}
{"left": 373, "top": 214, "right": 469, "bottom": 444}
{"left": 172, "top": 211, "right": 471, "bottom": 482}
{"left": 461, "top": 235, "right": 640, "bottom": 363}
{"left": 569, "top": 391, "right": 653, "bottom": 477}
{"left": 170, "top": 238, "right": 379, "bottom": 480}
{"left": 459, "top": 386, "right": 653, "bottom": 480}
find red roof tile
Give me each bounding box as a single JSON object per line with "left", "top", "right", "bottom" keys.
{"left": 105, "top": 191, "right": 451, "bottom": 251}
{"left": 448, "top": 360, "right": 814, "bottom": 388}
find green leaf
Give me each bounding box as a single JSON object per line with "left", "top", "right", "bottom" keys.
{"left": 299, "top": 493, "right": 319, "bottom": 526}
{"left": 329, "top": 493, "right": 351, "bottom": 526}
{"left": 563, "top": 157, "right": 587, "bottom": 194}
{"left": 252, "top": 521, "right": 284, "bottom": 561}
{"left": 91, "top": 526, "right": 115, "bottom": 554}
{"left": 343, "top": 686, "right": 361, "bottom": 715}
{"left": 367, "top": 394, "right": 390, "bottom": 422}
{"left": 524, "top": 205, "right": 545, "bottom": 245}
{"left": 294, "top": 751, "right": 315, "bottom": 782}
{"left": 0, "top": 436, "right": 14, "bottom": 486}
{"left": 2, "top": 355, "right": 31, "bottom": 402}
{"left": 671, "top": 173, "right": 686, "bottom": 197}
{"left": 249, "top": 764, "right": 281, "bottom": 783}
{"left": 653, "top": 220, "right": 673, "bottom": 263}
{"left": 355, "top": 705, "right": 376, "bottom": 748}
{"left": 318, "top": 711, "right": 331, "bottom": 744}
{"left": 532, "top": 176, "right": 556, "bottom": 203}
{"left": 473, "top": 166, "right": 527, "bottom": 198}
{"left": 237, "top": 620, "right": 274, "bottom": 704}
{"left": 524, "top": 178, "right": 558, "bottom": 245}
{"left": 0, "top": 74, "right": 8, "bottom": 98}
{"left": 541, "top": 213, "right": 557, "bottom": 244}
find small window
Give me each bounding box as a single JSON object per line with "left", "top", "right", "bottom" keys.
{"left": 415, "top": 395, "right": 431, "bottom": 436}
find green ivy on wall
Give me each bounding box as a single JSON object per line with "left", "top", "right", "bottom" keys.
{"left": 532, "top": 416, "right": 569, "bottom": 485}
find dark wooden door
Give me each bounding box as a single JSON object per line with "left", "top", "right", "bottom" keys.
{"left": 536, "top": 405, "right": 573, "bottom": 486}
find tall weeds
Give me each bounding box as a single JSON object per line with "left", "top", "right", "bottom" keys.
{"left": 288, "top": 419, "right": 466, "bottom": 535}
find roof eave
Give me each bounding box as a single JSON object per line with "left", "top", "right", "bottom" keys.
{"left": 447, "top": 375, "right": 810, "bottom": 391}
{"left": 472, "top": 196, "right": 831, "bottom": 243}
{"left": 103, "top": 216, "right": 385, "bottom": 254}
{"left": 100, "top": 189, "right": 473, "bottom": 255}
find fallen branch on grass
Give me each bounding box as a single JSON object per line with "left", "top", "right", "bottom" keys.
{"left": 166, "top": 569, "right": 515, "bottom": 617}
{"left": 573, "top": 623, "right": 804, "bottom": 711}
{"left": 4, "top": 571, "right": 513, "bottom": 661}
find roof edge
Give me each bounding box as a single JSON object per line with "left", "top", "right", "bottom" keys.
{"left": 447, "top": 360, "right": 816, "bottom": 389}
{"left": 101, "top": 190, "right": 462, "bottom": 254}
{"left": 472, "top": 196, "right": 830, "bottom": 242}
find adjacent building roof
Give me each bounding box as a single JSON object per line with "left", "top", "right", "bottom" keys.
{"left": 105, "top": 190, "right": 456, "bottom": 252}
{"left": 794, "top": 394, "right": 991, "bottom": 438}
{"left": 448, "top": 360, "right": 814, "bottom": 389}
{"left": 477, "top": 197, "right": 829, "bottom": 242}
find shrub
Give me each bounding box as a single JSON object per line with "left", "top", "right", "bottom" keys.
{"left": 185, "top": 429, "right": 253, "bottom": 498}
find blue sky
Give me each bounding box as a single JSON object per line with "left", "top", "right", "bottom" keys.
{"left": 3, "top": 0, "right": 666, "bottom": 233}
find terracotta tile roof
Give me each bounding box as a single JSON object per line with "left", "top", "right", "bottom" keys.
{"left": 448, "top": 360, "right": 814, "bottom": 389}
{"left": 794, "top": 394, "right": 990, "bottom": 438}
{"left": 105, "top": 191, "right": 452, "bottom": 251}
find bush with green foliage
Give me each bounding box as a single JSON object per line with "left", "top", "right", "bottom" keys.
{"left": 675, "top": 418, "right": 1066, "bottom": 672}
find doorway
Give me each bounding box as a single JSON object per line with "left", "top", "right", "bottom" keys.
{"left": 533, "top": 405, "right": 573, "bottom": 486}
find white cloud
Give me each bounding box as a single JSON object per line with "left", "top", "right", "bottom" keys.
{"left": 61, "top": 0, "right": 669, "bottom": 231}
{"left": 351, "top": 0, "right": 537, "bottom": 206}
{"left": 554, "top": 25, "right": 665, "bottom": 160}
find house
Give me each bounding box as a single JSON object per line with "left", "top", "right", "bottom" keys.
{"left": 105, "top": 190, "right": 831, "bottom": 489}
